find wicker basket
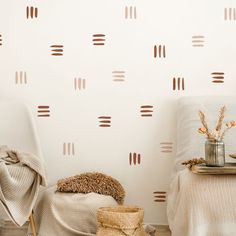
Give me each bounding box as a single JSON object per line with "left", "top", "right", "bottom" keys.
{"left": 96, "top": 206, "right": 147, "bottom": 236}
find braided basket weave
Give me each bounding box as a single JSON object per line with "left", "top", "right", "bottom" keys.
{"left": 96, "top": 206, "right": 147, "bottom": 236}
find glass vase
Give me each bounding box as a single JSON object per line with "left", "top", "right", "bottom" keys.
{"left": 205, "top": 139, "right": 225, "bottom": 167}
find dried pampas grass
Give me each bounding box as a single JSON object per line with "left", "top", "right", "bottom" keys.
{"left": 215, "top": 106, "right": 226, "bottom": 132}
{"left": 57, "top": 172, "right": 125, "bottom": 204}
{"left": 182, "top": 158, "right": 206, "bottom": 170}
{"left": 198, "top": 110, "right": 210, "bottom": 138}
{"left": 198, "top": 105, "right": 236, "bottom": 141}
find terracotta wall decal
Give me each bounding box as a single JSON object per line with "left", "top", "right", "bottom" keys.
{"left": 153, "top": 191, "right": 167, "bottom": 202}
{"left": 93, "top": 34, "right": 105, "bottom": 46}
{"left": 129, "top": 152, "right": 141, "bottom": 165}
{"left": 125, "top": 6, "right": 137, "bottom": 19}
{"left": 63, "top": 142, "right": 75, "bottom": 156}
{"left": 0, "top": 34, "right": 2, "bottom": 46}
{"left": 154, "top": 45, "right": 166, "bottom": 58}
{"left": 26, "top": 6, "right": 38, "bottom": 19}
{"left": 112, "top": 71, "right": 125, "bottom": 82}
{"left": 98, "top": 116, "right": 111, "bottom": 127}
{"left": 140, "top": 105, "right": 153, "bottom": 117}
{"left": 50, "top": 45, "right": 64, "bottom": 56}
{"left": 74, "top": 78, "right": 86, "bottom": 90}
{"left": 160, "top": 142, "right": 173, "bottom": 153}
{"left": 211, "top": 72, "right": 224, "bottom": 83}
{"left": 37, "top": 105, "right": 50, "bottom": 117}
{"left": 224, "top": 8, "right": 236, "bottom": 21}
{"left": 173, "top": 77, "right": 185, "bottom": 91}
{"left": 15, "top": 71, "right": 27, "bottom": 84}
{"left": 192, "top": 35, "right": 205, "bottom": 47}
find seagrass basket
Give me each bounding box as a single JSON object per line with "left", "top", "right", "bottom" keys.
{"left": 96, "top": 206, "right": 147, "bottom": 236}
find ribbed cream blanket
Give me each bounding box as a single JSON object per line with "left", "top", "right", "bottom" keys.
{"left": 0, "top": 145, "right": 46, "bottom": 226}
{"left": 31, "top": 185, "right": 118, "bottom": 236}
{"left": 167, "top": 169, "right": 236, "bottom": 236}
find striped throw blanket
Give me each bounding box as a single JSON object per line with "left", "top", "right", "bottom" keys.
{"left": 0, "top": 145, "right": 46, "bottom": 226}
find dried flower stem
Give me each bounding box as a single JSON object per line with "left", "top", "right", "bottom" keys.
{"left": 220, "top": 127, "right": 231, "bottom": 141}
{"left": 215, "top": 106, "right": 226, "bottom": 132}
{"left": 198, "top": 111, "right": 211, "bottom": 138}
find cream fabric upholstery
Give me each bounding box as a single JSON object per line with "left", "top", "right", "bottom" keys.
{"left": 168, "top": 96, "right": 236, "bottom": 236}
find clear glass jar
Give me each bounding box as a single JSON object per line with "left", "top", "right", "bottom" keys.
{"left": 205, "top": 139, "right": 225, "bottom": 167}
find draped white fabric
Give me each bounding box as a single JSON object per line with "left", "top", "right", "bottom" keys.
{"left": 0, "top": 146, "right": 46, "bottom": 226}
{"left": 167, "top": 169, "right": 236, "bottom": 236}
{"left": 30, "top": 186, "right": 118, "bottom": 236}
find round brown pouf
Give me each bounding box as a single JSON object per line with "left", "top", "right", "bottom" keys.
{"left": 96, "top": 206, "right": 147, "bottom": 236}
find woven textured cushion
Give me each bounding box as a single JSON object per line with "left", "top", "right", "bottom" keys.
{"left": 57, "top": 172, "right": 125, "bottom": 204}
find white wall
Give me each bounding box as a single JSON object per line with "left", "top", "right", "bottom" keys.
{"left": 0, "top": 0, "right": 236, "bottom": 224}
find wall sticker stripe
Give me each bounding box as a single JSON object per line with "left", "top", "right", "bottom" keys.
{"left": 98, "top": 116, "right": 111, "bottom": 127}
{"left": 15, "top": 71, "right": 27, "bottom": 84}
{"left": 125, "top": 6, "right": 137, "bottom": 19}
{"left": 173, "top": 77, "right": 185, "bottom": 90}
{"left": 26, "top": 6, "right": 38, "bottom": 19}
{"left": 192, "top": 35, "right": 205, "bottom": 47}
{"left": 211, "top": 72, "right": 224, "bottom": 83}
{"left": 224, "top": 8, "right": 236, "bottom": 20}
{"left": 112, "top": 71, "right": 125, "bottom": 82}
{"left": 153, "top": 191, "right": 167, "bottom": 202}
{"left": 129, "top": 152, "right": 141, "bottom": 165}
{"left": 93, "top": 34, "right": 105, "bottom": 46}
{"left": 63, "top": 142, "right": 75, "bottom": 156}
{"left": 160, "top": 142, "right": 173, "bottom": 153}
{"left": 140, "top": 105, "right": 153, "bottom": 117}
{"left": 50, "top": 45, "right": 64, "bottom": 56}
{"left": 74, "top": 78, "right": 86, "bottom": 90}
{"left": 37, "top": 106, "right": 50, "bottom": 117}
{"left": 154, "top": 45, "right": 166, "bottom": 58}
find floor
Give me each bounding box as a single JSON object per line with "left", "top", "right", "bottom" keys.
{"left": 0, "top": 220, "right": 171, "bottom": 236}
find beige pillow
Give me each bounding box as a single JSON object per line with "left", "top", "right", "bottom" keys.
{"left": 57, "top": 172, "right": 125, "bottom": 204}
